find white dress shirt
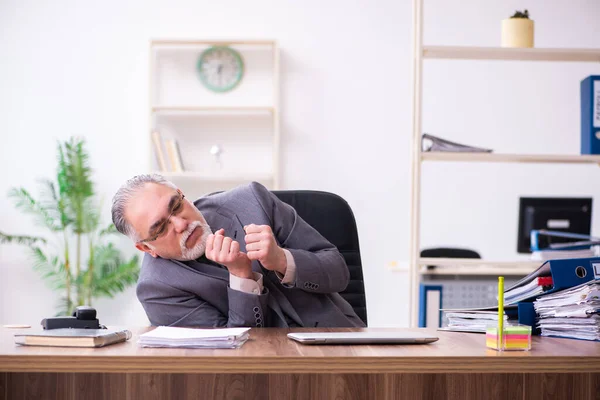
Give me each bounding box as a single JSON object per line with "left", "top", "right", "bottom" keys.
{"left": 229, "top": 249, "right": 296, "bottom": 294}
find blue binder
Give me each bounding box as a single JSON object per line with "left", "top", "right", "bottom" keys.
{"left": 506, "top": 257, "right": 600, "bottom": 304}
{"left": 517, "top": 302, "right": 540, "bottom": 335}
{"left": 418, "top": 284, "right": 442, "bottom": 328}
{"left": 580, "top": 75, "right": 600, "bottom": 155}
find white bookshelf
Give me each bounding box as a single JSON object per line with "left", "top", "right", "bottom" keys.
{"left": 149, "top": 39, "right": 280, "bottom": 199}
{"left": 407, "top": 2, "right": 600, "bottom": 327}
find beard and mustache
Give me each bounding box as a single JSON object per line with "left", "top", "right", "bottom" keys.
{"left": 145, "top": 219, "right": 212, "bottom": 261}
{"left": 178, "top": 220, "right": 211, "bottom": 261}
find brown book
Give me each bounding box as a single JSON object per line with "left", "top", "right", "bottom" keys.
{"left": 14, "top": 328, "right": 132, "bottom": 348}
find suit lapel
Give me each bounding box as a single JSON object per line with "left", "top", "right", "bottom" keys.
{"left": 206, "top": 210, "right": 246, "bottom": 252}
{"left": 229, "top": 213, "right": 247, "bottom": 253}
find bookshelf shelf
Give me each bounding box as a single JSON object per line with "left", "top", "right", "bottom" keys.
{"left": 152, "top": 106, "right": 274, "bottom": 116}
{"left": 154, "top": 171, "right": 274, "bottom": 181}
{"left": 417, "top": 257, "right": 539, "bottom": 276}
{"left": 151, "top": 39, "right": 276, "bottom": 47}
{"left": 421, "top": 153, "right": 600, "bottom": 164}
{"left": 423, "top": 46, "right": 600, "bottom": 62}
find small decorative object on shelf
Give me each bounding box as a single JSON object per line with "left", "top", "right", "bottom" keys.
{"left": 501, "top": 9, "right": 534, "bottom": 48}
{"left": 209, "top": 144, "right": 224, "bottom": 169}
{"left": 197, "top": 46, "right": 244, "bottom": 93}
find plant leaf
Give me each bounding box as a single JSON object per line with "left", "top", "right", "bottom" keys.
{"left": 8, "top": 187, "right": 62, "bottom": 231}
{"left": 0, "top": 232, "right": 47, "bottom": 246}
{"left": 99, "top": 223, "right": 118, "bottom": 237}
{"left": 91, "top": 255, "right": 139, "bottom": 298}
{"left": 81, "top": 197, "right": 101, "bottom": 235}
{"left": 60, "top": 138, "right": 95, "bottom": 234}
{"left": 93, "top": 243, "right": 121, "bottom": 277}
{"left": 55, "top": 296, "right": 73, "bottom": 317}
{"left": 30, "top": 247, "right": 69, "bottom": 292}
{"left": 38, "top": 178, "right": 71, "bottom": 228}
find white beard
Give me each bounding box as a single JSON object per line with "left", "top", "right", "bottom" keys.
{"left": 179, "top": 220, "right": 211, "bottom": 261}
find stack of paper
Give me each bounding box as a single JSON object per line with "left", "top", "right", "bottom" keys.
{"left": 504, "top": 276, "right": 553, "bottom": 305}
{"left": 442, "top": 306, "right": 516, "bottom": 333}
{"left": 534, "top": 280, "right": 600, "bottom": 341}
{"left": 138, "top": 327, "right": 251, "bottom": 349}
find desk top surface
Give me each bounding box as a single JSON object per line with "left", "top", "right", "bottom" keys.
{"left": 1, "top": 327, "right": 599, "bottom": 374}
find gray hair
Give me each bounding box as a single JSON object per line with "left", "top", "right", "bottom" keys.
{"left": 111, "top": 174, "right": 177, "bottom": 241}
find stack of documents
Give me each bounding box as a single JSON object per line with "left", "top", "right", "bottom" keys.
{"left": 138, "top": 326, "right": 250, "bottom": 349}
{"left": 504, "top": 276, "right": 553, "bottom": 305}
{"left": 534, "top": 280, "right": 600, "bottom": 341}
{"left": 442, "top": 306, "right": 515, "bottom": 333}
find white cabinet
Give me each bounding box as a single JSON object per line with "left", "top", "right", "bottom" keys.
{"left": 149, "top": 40, "right": 280, "bottom": 200}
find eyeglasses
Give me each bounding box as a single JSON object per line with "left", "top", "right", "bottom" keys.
{"left": 138, "top": 190, "right": 185, "bottom": 243}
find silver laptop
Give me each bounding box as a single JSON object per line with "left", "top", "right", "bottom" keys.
{"left": 287, "top": 331, "right": 439, "bottom": 345}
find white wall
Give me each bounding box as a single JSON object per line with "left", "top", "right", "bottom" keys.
{"left": 0, "top": 0, "right": 599, "bottom": 328}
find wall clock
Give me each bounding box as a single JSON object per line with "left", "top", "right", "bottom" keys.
{"left": 197, "top": 46, "right": 244, "bottom": 93}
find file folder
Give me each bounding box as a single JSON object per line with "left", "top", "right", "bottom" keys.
{"left": 581, "top": 75, "right": 600, "bottom": 155}
{"left": 440, "top": 303, "right": 539, "bottom": 334}
{"left": 419, "top": 284, "right": 442, "bottom": 328}
{"left": 505, "top": 257, "right": 600, "bottom": 304}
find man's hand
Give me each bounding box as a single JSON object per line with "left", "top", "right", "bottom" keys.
{"left": 205, "top": 228, "right": 253, "bottom": 279}
{"left": 244, "top": 224, "right": 287, "bottom": 275}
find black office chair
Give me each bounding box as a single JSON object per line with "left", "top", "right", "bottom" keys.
{"left": 272, "top": 190, "right": 368, "bottom": 326}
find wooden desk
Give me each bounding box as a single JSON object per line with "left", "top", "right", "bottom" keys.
{"left": 1, "top": 327, "right": 599, "bottom": 400}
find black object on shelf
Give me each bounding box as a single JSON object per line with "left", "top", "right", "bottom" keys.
{"left": 421, "top": 248, "right": 481, "bottom": 270}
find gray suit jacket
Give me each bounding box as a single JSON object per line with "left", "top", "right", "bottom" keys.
{"left": 136, "top": 182, "right": 365, "bottom": 328}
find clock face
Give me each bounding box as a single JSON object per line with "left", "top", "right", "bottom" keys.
{"left": 197, "top": 46, "right": 244, "bottom": 93}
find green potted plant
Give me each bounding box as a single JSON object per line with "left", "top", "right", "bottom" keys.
{"left": 0, "top": 137, "right": 139, "bottom": 315}
{"left": 501, "top": 9, "right": 534, "bottom": 48}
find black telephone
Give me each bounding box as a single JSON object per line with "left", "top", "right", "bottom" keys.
{"left": 41, "top": 306, "right": 106, "bottom": 330}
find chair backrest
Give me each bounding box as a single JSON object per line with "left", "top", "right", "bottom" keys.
{"left": 420, "top": 247, "right": 480, "bottom": 259}
{"left": 271, "top": 190, "right": 367, "bottom": 326}
{"left": 420, "top": 247, "right": 481, "bottom": 270}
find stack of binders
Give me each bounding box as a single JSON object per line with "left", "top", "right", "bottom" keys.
{"left": 441, "top": 257, "right": 600, "bottom": 335}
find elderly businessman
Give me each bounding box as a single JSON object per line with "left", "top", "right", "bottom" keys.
{"left": 111, "top": 174, "right": 365, "bottom": 328}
